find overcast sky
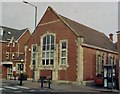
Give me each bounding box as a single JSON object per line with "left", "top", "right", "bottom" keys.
{"left": 1, "top": 1, "right": 118, "bottom": 42}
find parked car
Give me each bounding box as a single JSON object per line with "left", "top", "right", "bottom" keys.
{"left": 94, "top": 74, "right": 103, "bottom": 86}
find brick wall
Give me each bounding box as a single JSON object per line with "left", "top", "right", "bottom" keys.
{"left": 83, "top": 46, "right": 118, "bottom": 81}
{"left": 26, "top": 8, "right": 78, "bottom": 81}
{"left": 83, "top": 47, "right": 96, "bottom": 81}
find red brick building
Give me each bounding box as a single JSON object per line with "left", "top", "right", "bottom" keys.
{"left": 117, "top": 31, "right": 120, "bottom": 89}
{"left": 0, "top": 26, "right": 31, "bottom": 79}
{"left": 25, "top": 7, "right": 118, "bottom": 85}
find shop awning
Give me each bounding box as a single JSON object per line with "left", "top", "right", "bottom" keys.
{"left": 1, "top": 61, "right": 13, "bottom": 64}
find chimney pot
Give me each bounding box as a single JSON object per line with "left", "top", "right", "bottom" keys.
{"left": 109, "top": 33, "right": 113, "bottom": 41}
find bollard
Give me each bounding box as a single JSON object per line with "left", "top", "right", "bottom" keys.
{"left": 20, "top": 73, "right": 23, "bottom": 86}
{"left": 48, "top": 78, "right": 51, "bottom": 89}
{"left": 40, "top": 77, "right": 44, "bottom": 88}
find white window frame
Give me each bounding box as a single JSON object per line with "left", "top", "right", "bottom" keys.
{"left": 31, "top": 44, "right": 37, "bottom": 66}
{"left": 41, "top": 34, "right": 55, "bottom": 66}
{"left": 59, "top": 40, "right": 68, "bottom": 66}
{"left": 108, "top": 55, "right": 114, "bottom": 65}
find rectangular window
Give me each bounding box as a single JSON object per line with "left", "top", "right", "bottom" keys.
{"left": 50, "top": 51, "right": 54, "bottom": 58}
{"left": 17, "top": 64, "right": 24, "bottom": 72}
{"left": 12, "top": 53, "right": 15, "bottom": 59}
{"left": 33, "top": 45, "right": 37, "bottom": 52}
{"left": 42, "top": 59, "right": 45, "bottom": 65}
{"left": 61, "top": 58, "right": 66, "bottom": 64}
{"left": 42, "top": 52, "right": 45, "bottom": 58}
{"left": 31, "top": 44, "right": 37, "bottom": 66}
{"left": 108, "top": 56, "right": 114, "bottom": 65}
{"left": 60, "top": 40, "right": 68, "bottom": 65}
{"left": 6, "top": 52, "right": 9, "bottom": 59}
{"left": 96, "top": 54, "right": 103, "bottom": 75}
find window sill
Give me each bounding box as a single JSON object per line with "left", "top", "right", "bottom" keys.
{"left": 40, "top": 65, "right": 54, "bottom": 69}
{"left": 59, "top": 64, "right": 69, "bottom": 70}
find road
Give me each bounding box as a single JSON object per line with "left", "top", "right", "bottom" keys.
{"left": 1, "top": 80, "right": 69, "bottom": 94}
{"left": 1, "top": 80, "right": 119, "bottom": 94}
{"left": 1, "top": 80, "right": 53, "bottom": 94}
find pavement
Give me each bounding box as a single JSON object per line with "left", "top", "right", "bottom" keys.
{"left": 2, "top": 79, "right": 120, "bottom": 93}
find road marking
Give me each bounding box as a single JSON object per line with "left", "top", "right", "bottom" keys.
{"left": 29, "top": 90, "right": 35, "bottom": 92}
{"left": 4, "top": 86, "right": 18, "bottom": 90}
{"left": 16, "top": 86, "right": 29, "bottom": 89}
{"left": 40, "top": 89, "right": 46, "bottom": 91}
{"left": 0, "top": 88, "right": 4, "bottom": 90}
{"left": 14, "top": 91, "right": 22, "bottom": 93}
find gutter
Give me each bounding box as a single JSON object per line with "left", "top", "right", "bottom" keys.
{"left": 82, "top": 43, "right": 118, "bottom": 54}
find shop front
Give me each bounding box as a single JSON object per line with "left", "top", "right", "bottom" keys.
{"left": 2, "top": 61, "right": 13, "bottom": 79}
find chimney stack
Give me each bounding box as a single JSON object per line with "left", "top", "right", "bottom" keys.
{"left": 117, "top": 31, "right": 120, "bottom": 55}
{"left": 109, "top": 33, "right": 113, "bottom": 41}
{"left": 117, "top": 31, "right": 120, "bottom": 90}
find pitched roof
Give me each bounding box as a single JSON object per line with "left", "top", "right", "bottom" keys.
{"left": 44, "top": 7, "right": 117, "bottom": 52}
{"left": 0, "top": 26, "right": 28, "bottom": 42}
{"left": 59, "top": 15, "right": 117, "bottom": 52}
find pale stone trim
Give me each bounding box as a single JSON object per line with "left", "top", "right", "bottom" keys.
{"left": 82, "top": 43, "right": 118, "bottom": 54}
{"left": 34, "top": 46, "right": 39, "bottom": 81}
{"left": 30, "top": 44, "right": 37, "bottom": 68}
{"left": 38, "top": 20, "right": 60, "bottom": 26}
{"left": 76, "top": 37, "right": 84, "bottom": 84}
{"left": 83, "top": 80, "right": 94, "bottom": 86}
{"left": 52, "top": 44, "right": 58, "bottom": 81}
{"left": 24, "top": 46, "right": 28, "bottom": 77}
{"left": 7, "top": 52, "right": 24, "bottom": 54}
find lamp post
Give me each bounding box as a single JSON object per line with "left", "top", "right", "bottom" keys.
{"left": 20, "top": 59, "right": 24, "bottom": 85}
{"left": 23, "top": 1, "right": 37, "bottom": 81}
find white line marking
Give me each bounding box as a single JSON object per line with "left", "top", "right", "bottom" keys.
{"left": 29, "top": 90, "right": 35, "bottom": 92}
{"left": 4, "top": 86, "right": 18, "bottom": 90}
{"left": 40, "top": 89, "right": 46, "bottom": 91}
{"left": 16, "top": 86, "right": 29, "bottom": 89}
{"left": 0, "top": 88, "right": 4, "bottom": 90}
{"left": 14, "top": 91, "right": 22, "bottom": 93}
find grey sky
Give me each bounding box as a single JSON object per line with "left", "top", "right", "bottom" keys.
{"left": 1, "top": 2, "right": 118, "bottom": 42}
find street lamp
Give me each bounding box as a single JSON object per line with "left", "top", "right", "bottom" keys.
{"left": 23, "top": 1, "right": 37, "bottom": 81}
{"left": 20, "top": 59, "right": 24, "bottom": 85}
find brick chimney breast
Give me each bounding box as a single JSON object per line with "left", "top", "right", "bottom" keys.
{"left": 109, "top": 33, "right": 113, "bottom": 41}
{"left": 117, "top": 31, "right": 120, "bottom": 60}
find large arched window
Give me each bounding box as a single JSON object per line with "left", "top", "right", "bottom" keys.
{"left": 42, "top": 35, "right": 54, "bottom": 65}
